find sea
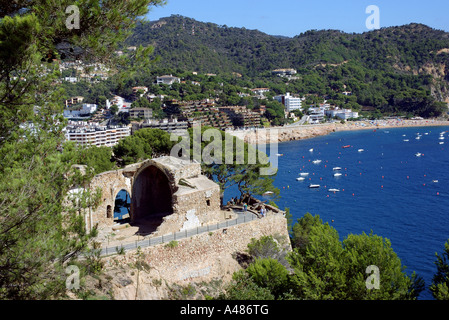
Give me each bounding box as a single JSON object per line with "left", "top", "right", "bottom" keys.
{"left": 227, "top": 125, "right": 449, "bottom": 300}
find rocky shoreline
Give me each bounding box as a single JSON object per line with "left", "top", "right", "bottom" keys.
{"left": 228, "top": 119, "right": 449, "bottom": 144}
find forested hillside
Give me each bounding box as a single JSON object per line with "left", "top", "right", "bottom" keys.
{"left": 124, "top": 15, "right": 449, "bottom": 117}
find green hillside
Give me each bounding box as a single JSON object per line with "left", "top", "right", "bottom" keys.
{"left": 123, "top": 15, "right": 449, "bottom": 117}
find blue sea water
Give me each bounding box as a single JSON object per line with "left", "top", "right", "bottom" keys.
{"left": 228, "top": 125, "right": 449, "bottom": 300}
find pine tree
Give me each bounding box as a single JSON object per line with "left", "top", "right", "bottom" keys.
{"left": 430, "top": 240, "right": 449, "bottom": 300}
{"left": 0, "top": 0, "right": 165, "bottom": 299}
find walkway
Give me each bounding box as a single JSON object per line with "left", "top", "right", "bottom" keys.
{"left": 99, "top": 210, "right": 260, "bottom": 256}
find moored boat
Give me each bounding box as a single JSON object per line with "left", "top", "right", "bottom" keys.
{"left": 334, "top": 173, "right": 342, "bottom": 177}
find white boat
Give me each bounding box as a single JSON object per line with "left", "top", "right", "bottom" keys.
{"left": 262, "top": 191, "right": 274, "bottom": 196}
{"left": 333, "top": 167, "right": 342, "bottom": 171}
{"left": 439, "top": 142, "right": 445, "bottom": 145}
{"left": 433, "top": 180, "right": 439, "bottom": 183}
{"left": 296, "top": 177, "right": 306, "bottom": 181}
{"left": 334, "top": 173, "right": 343, "bottom": 177}
{"left": 276, "top": 153, "right": 284, "bottom": 156}
{"left": 312, "top": 160, "right": 322, "bottom": 164}
{"left": 415, "top": 152, "right": 422, "bottom": 157}
{"left": 309, "top": 148, "right": 314, "bottom": 152}
{"left": 300, "top": 172, "right": 309, "bottom": 177}
{"left": 328, "top": 188, "right": 340, "bottom": 192}
{"left": 403, "top": 139, "right": 409, "bottom": 142}
{"left": 439, "top": 137, "right": 445, "bottom": 140}
{"left": 309, "top": 184, "right": 320, "bottom": 188}
{"left": 358, "top": 149, "right": 364, "bottom": 152}
{"left": 416, "top": 137, "right": 421, "bottom": 140}
{"left": 425, "top": 133, "right": 429, "bottom": 135}
{"left": 402, "top": 134, "right": 406, "bottom": 137}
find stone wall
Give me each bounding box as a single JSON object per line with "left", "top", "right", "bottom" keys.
{"left": 89, "top": 169, "right": 133, "bottom": 230}
{"left": 98, "top": 212, "right": 291, "bottom": 300}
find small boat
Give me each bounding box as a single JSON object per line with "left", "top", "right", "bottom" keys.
{"left": 432, "top": 180, "right": 439, "bottom": 183}
{"left": 300, "top": 172, "right": 309, "bottom": 177}
{"left": 416, "top": 136, "right": 421, "bottom": 140}
{"left": 402, "top": 134, "right": 406, "bottom": 137}
{"left": 342, "top": 145, "right": 351, "bottom": 149}
{"left": 415, "top": 152, "right": 422, "bottom": 157}
{"left": 439, "top": 142, "right": 445, "bottom": 145}
{"left": 276, "top": 153, "right": 284, "bottom": 156}
{"left": 328, "top": 188, "right": 340, "bottom": 192}
{"left": 358, "top": 149, "right": 364, "bottom": 152}
{"left": 309, "top": 184, "right": 320, "bottom": 188}
{"left": 333, "top": 167, "right": 342, "bottom": 171}
{"left": 334, "top": 173, "right": 343, "bottom": 177}
{"left": 439, "top": 137, "right": 445, "bottom": 140}
{"left": 262, "top": 191, "right": 274, "bottom": 196}
{"left": 425, "top": 133, "right": 429, "bottom": 135}
{"left": 296, "top": 177, "right": 306, "bottom": 181}
{"left": 309, "top": 148, "right": 314, "bottom": 152}
{"left": 312, "top": 159, "right": 322, "bottom": 164}
{"left": 403, "top": 139, "right": 409, "bottom": 142}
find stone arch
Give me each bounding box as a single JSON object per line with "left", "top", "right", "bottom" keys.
{"left": 131, "top": 162, "right": 174, "bottom": 225}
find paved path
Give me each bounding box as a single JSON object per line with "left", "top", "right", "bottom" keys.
{"left": 99, "top": 210, "right": 259, "bottom": 256}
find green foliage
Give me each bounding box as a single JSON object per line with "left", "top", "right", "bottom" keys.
{"left": 430, "top": 240, "right": 449, "bottom": 300}
{"left": 217, "top": 270, "right": 275, "bottom": 300}
{"left": 124, "top": 16, "right": 449, "bottom": 118}
{"left": 288, "top": 214, "right": 424, "bottom": 300}
{"left": 63, "top": 143, "right": 116, "bottom": 175}
{"left": 219, "top": 214, "right": 424, "bottom": 300}
{"left": 165, "top": 240, "right": 179, "bottom": 249}
{"left": 181, "top": 126, "right": 280, "bottom": 205}
{"left": 0, "top": 0, "right": 165, "bottom": 299}
{"left": 246, "top": 258, "right": 290, "bottom": 298}
{"left": 113, "top": 128, "right": 175, "bottom": 166}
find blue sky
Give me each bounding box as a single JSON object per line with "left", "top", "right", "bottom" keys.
{"left": 147, "top": 0, "right": 449, "bottom": 37}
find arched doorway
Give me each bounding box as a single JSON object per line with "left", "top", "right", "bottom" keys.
{"left": 131, "top": 165, "right": 173, "bottom": 233}
{"left": 114, "top": 189, "right": 131, "bottom": 223}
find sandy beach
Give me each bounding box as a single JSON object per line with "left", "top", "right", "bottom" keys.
{"left": 227, "top": 118, "right": 449, "bottom": 144}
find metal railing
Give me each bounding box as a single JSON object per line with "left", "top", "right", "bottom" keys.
{"left": 100, "top": 212, "right": 260, "bottom": 256}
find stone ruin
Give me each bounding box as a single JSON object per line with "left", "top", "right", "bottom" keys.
{"left": 84, "top": 156, "right": 223, "bottom": 236}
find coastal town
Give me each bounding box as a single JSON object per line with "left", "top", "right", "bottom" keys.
{"left": 4, "top": 1, "right": 449, "bottom": 304}
{"left": 61, "top": 61, "right": 449, "bottom": 148}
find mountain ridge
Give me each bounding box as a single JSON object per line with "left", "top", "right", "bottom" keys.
{"left": 127, "top": 15, "right": 449, "bottom": 77}
{"left": 123, "top": 15, "right": 449, "bottom": 117}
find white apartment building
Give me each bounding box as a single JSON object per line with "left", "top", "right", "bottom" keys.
{"left": 65, "top": 121, "right": 130, "bottom": 147}
{"left": 272, "top": 68, "right": 297, "bottom": 77}
{"left": 325, "top": 108, "right": 359, "bottom": 120}
{"left": 308, "top": 107, "right": 325, "bottom": 124}
{"left": 274, "top": 92, "right": 303, "bottom": 112}
{"left": 80, "top": 104, "right": 97, "bottom": 115}
{"left": 63, "top": 103, "right": 97, "bottom": 118}
{"left": 157, "top": 75, "right": 181, "bottom": 85}
{"left": 108, "top": 95, "right": 126, "bottom": 108}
